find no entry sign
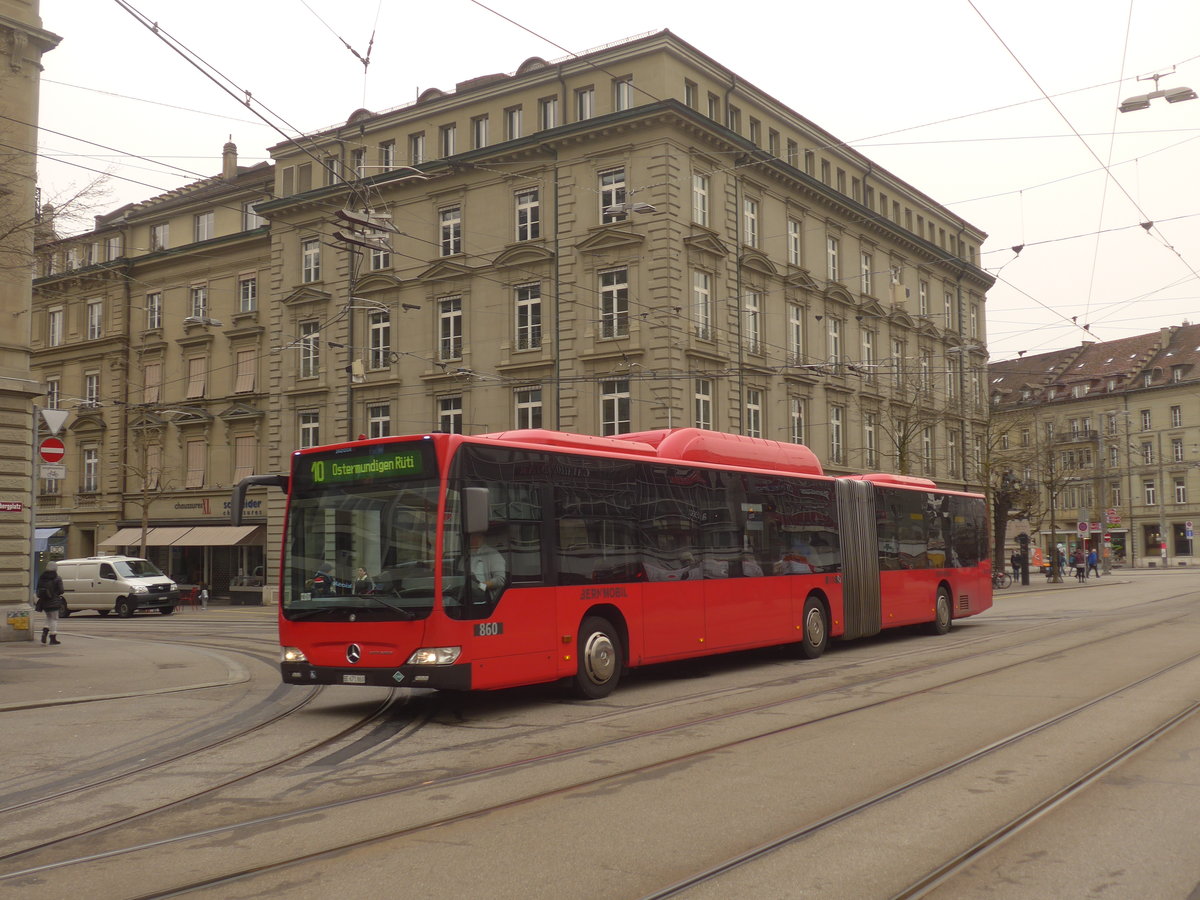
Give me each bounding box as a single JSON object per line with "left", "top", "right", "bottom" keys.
{"left": 39, "top": 437, "right": 65, "bottom": 463}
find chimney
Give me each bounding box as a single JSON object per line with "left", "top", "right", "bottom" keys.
{"left": 222, "top": 141, "right": 238, "bottom": 182}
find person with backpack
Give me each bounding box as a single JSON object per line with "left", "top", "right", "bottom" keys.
{"left": 35, "top": 563, "right": 66, "bottom": 645}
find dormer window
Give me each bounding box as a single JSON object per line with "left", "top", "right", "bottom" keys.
{"left": 1172, "top": 367, "right": 1183, "bottom": 383}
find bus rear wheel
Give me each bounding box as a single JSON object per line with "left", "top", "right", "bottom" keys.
{"left": 795, "top": 594, "right": 828, "bottom": 659}
{"left": 928, "top": 587, "right": 952, "bottom": 635}
{"left": 573, "top": 616, "right": 622, "bottom": 699}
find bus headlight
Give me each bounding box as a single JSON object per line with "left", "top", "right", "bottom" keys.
{"left": 281, "top": 646, "right": 308, "bottom": 663}
{"left": 406, "top": 646, "right": 461, "bottom": 666}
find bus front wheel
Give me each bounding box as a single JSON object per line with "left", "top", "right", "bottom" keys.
{"left": 573, "top": 616, "right": 622, "bottom": 699}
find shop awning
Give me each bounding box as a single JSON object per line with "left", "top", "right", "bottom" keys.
{"left": 170, "top": 525, "right": 264, "bottom": 546}
{"left": 99, "top": 525, "right": 266, "bottom": 547}
{"left": 99, "top": 527, "right": 145, "bottom": 546}
{"left": 35, "top": 526, "right": 63, "bottom": 552}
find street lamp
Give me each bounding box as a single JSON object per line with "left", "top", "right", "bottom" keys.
{"left": 1119, "top": 70, "right": 1197, "bottom": 112}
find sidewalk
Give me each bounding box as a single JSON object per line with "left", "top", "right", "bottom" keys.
{"left": 0, "top": 628, "right": 250, "bottom": 712}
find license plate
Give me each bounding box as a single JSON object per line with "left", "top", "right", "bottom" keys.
{"left": 342, "top": 674, "right": 366, "bottom": 684}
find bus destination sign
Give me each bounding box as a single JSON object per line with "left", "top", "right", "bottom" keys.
{"left": 300, "top": 446, "right": 427, "bottom": 487}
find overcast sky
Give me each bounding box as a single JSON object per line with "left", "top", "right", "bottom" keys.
{"left": 34, "top": 0, "right": 1200, "bottom": 361}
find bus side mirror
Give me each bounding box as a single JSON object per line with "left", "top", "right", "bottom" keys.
{"left": 464, "top": 487, "right": 490, "bottom": 534}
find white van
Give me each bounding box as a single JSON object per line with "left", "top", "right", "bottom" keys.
{"left": 55, "top": 556, "right": 180, "bottom": 618}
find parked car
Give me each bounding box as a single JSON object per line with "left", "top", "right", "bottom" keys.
{"left": 55, "top": 556, "right": 179, "bottom": 617}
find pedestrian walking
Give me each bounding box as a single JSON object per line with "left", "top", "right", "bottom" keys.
{"left": 1087, "top": 549, "right": 1099, "bottom": 578}
{"left": 1073, "top": 548, "right": 1086, "bottom": 583}
{"left": 1010, "top": 550, "right": 1022, "bottom": 582}
{"left": 35, "top": 563, "right": 66, "bottom": 645}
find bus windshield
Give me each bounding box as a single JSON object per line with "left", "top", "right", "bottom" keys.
{"left": 284, "top": 442, "right": 443, "bottom": 621}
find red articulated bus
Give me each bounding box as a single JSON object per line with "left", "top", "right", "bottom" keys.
{"left": 233, "top": 428, "right": 992, "bottom": 699}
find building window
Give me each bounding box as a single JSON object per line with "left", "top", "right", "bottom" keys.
{"left": 471, "top": 115, "right": 489, "bottom": 149}
{"left": 830, "top": 406, "right": 844, "bottom": 464}
{"left": 743, "top": 197, "right": 759, "bottom": 247}
{"left": 514, "top": 284, "right": 542, "bottom": 350}
{"left": 828, "top": 318, "right": 841, "bottom": 360}
{"left": 234, "top": 350, "right": 255, "bottom": 393}
{"left": 299, "top": 321, "right": 320, "bottom": 378}
{"left": 863, "top": 330, "right": 876, "bottom": 375}
{"left": 409, "top": 132, "right": 426, "bottom": 165}
{"left": 694, "top": 379, "right": 712, "bottom": 430}
{"left": 692, "top": 173, "right": 709, "bottom": 227}
{"left": 922, "top": 427, "right": 934, "bottom": 475}
{"left": 726, "top": 104, "right": 741, "bottom": 133}
{"left": 439, "top": 124, "right": 456, "bottom": 157}
{"left": 789, "top": 397, "right": 805, "bottom": 444}
{"left": 368, "top": 311, "right": 391, "bottom": 369}
{"left": 1175, "top": 478, "right": 1187, "bottom": 504}
{"left": 918, "top": 280, "right": 929, "bottom": 316}
{"left": 743, "top": 291, "right": 762, "bottom": 354}
{"left": 86, "top": 299, "right": 103, "bottom": 340}
{"left": 684, "top": 80, "right": 698, "bottom": 108}
{"left": 82, "top": 447, "right": 100, "bottom": 493}
{"left": 1171, "top": 405, "right": 1182, "bottom": 427}
{"left": 350, "top": 147, "right": 367, "bottom": 178}
{"left": 1173, "top": 438, "right": 1184, "bottom": 463}
{"left": 515, "top": 189, "right": 540, "bottom": 241}
{"left": 575, "top": 86, "right": 594, "bottom": 121}
{"left": 948, "top": 429, "right": 960, "bottom": 476}
{"left": 865, "top": 413, "right": 878, "bottom": 468}
{"left": 745, "top": 388, "right": 763, "bottom": 438}
{"left": 826, "top": 235, "right": 839, "bottom": 281}
{"left": 45, "top": 377, "right": 60, "bottom": 410}
{"left": 105, "top": 234, "right": 122, "bottom": 260}
{"left": 185, "top": 356, "right": 207, "bottom": 399}
{"left": 237, "top": 275, "right": 257, "bottom": 312}
{"left": 614, "top": 78, "right": 634, "bottom": 111}
{"left": 188, "top": 284, "right": 208, "bottom": 319}
{"left": 601, "top": 379, "right": 630, "bottom": 435}
{"left": 185, "top": 439, "right": 206, "bottom": 489}
{"left": 439, "top": 296, "right": 463, "bottom": 361}
{"left": 150, "top": 222, "right": 169, "bottom": 251}
{"left": 233, "top": 435, "right": 255, "bottom": 483}
{"left": 438, "top": 396, "right": 463, "bottom": 434}
{"left": 944, "top": 291, "right": 955, "bottom": 330}
{"left": 599, "top": 268, "right": 629, "bottom": 338}
{"left": 1141, "top": 409, "right": 1151, "bottom": 431}
{"left": 504, "top": 106, "right": 522, "bottom": 140}
{"left": 83, "top": 371, "right": 100, "bottom": 407}
{"left": 299, "top": 410, "right": 320, "bottom": 449}
{"left": 860, "top": 251, "right": 873, "bottom": 295}
{"left": 379, "top": 140, "right": 395, "bottom": 171}
{"left": 241, "top": 202, "right": 264, "bottom": 231}
{"left": 600, "top": 168, "right": 626, "bottom": 223}
{"left": 440, "top": 205, "right": 462, "bottom": 256}
{"left": 367, "top": 403, "right": 391, "bottom": 439}
{"left": 692, "top": 270, "right": 712, "bottom": 340}
{"left": 707, "top": 92, "right": 720, "bottom": 120}
{"left": 787, "top": 219, "right": 801, "bottom": 265}
{"left": 1144, "top": 480, "right": 1156, "bottom": 506}
{"left": 47, "top": 308, "right": 63, "bottom": 346}
{"left": 788, "top": 305, "right": 804, "bottom": 363}
{"left": 193, "top": 211, "right": 214, "bottom": 242}
{"left": 367, "top": 240, "right": 391, "bottom": 271}
{"left": 515, "top": 387, "right": 543, "bottom": 429}
{"left": 538, "top": 96, "right": 559, "bottom": 130}
{"left": 301, "top": 238, "right": 321, "bottom": 282}
{"left": 748, "top": 118, "right": 761, "bottom": 146}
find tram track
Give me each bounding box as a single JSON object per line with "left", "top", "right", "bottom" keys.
{"left": 3, "top": 593, "right": 1196, "bottom": 895}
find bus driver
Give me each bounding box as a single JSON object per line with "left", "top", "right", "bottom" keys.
{"left": 469, "top": 532, "right": 507, "bottom": 602}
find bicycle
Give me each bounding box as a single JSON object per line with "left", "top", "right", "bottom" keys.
{"left": 992, "top": 570, "right": 1013, "bottom": 589}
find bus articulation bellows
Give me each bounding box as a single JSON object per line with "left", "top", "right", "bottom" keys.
{"left": 232, "top": 427, "right": 991, "bottom": 699}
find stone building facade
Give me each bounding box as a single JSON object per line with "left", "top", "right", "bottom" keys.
{"left": 989, "top": 323, "right": 1200, "bottom": 568}
{"left": 32, "top": 30, "right": 993, "bottom": 597}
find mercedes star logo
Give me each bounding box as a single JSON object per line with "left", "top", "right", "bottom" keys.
{"left": 346, "top": 643, "right": 362, "bottom": 664}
